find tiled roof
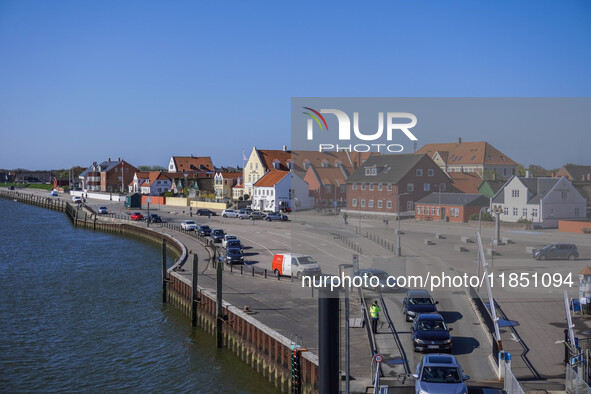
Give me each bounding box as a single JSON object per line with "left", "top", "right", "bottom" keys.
{"left": 417, "top": 193, "right": 489, "bottom": 207}
{"left": 561, "top": 165, "right": 591, "bottom": 181}
{"left": 216, "top": 172, "right": 243, "bottom": 179}
{"left": 346, "top": 154, "right": 426, "bottom": 184}
{"left": 291, "top": 151, "right": 374, "bottom": 174}
{"left": 256, "top": 150, "right": 292, "bottom": 171}
{"left": 416, "top": 141, "right": 517, "bottom": 166}
{"left": 172, "top": 156, "right": 214, "bottom": 172}
{"left": 254, "top": 170, "right": 290, "bottom": 187}
{"left": 308, "top": 166, "right": 348, "bottom": 187}
{"left": 233, "top": 184, "right": 244, "bottom": 189}
{"left": 448, "top": 172, "right": 483, "bottom": 194}
{"left": 142, "top": 172, "right": 173, "bottom": 187}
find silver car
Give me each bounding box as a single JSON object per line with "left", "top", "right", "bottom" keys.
{"left": 222, "top": 209, "right": 240, "bottom": 218}
{"left": 533, "top": 243, "right": 578, "bottom": 261}
{"left": 414, "top": 354, "right": 469, "bottom": 393}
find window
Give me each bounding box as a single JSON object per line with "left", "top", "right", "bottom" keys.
{"left": 387, "top": 201, "right": 392, "bottom": 209}
{"left": 368, "top": 200, "right": 374, "bottom": 208}
{"left": 503, "top": 207, "right": 508, "bottom": 215}
{"left": 340, "top": 185, "right": 346, "bottom": 193}
{"left": 407, "top": 183, "right": 414, "bottom": 192}
{"left": 352, "top": 183, "right": 357, "bottom": 191}
{"left": 255, "top": 163, "right": 258, "bottom": 169}
{"left": 325, "top": 185, "right": 331, "bottom": 193}
{"left": 424, "top": 183, "right": 430, "bottom": 191}
{"left": 532, "top": 208, "right": 538, "bottom": 217}
{"left": 428, "top": 169, "right": 434, "bottom": 176}
{"left": 513, "top": 208, "right": 518, "bottom": 216}
{"left": 361, "top": 199, "right": 366, "bottom": 207}
{"left": 365, "top": 168, "right": 371, "bottom": 176}
{"left": 512, "top": 190, "right": 519, "bottom": 198}
{"left": 416, "top": 207, "right": 420, "bottom": 215}
{"left": 378, "top": 183, "right": 383, "bottom": 191}
{"left": 387, "top": 184, "right": 392, "bottom": 191}
{"left": 352, "top": 199, "right": 357, "bottom": 207}
{"left": 369, "top": 183, "right": 374, "bottom": 191}
{"left": 523, "top": 208, "right": 527, "bottom": 217}
{"left": 561, "top": 191, "right": 568, "bottom": 199}
{"left": 436, "top": 207, "right": 440, "bottom": 216}
{"left": 407, "top": 201, "right": 414, "bottom": 211}
{"left": 361, "top": 184, "right": 366, "bottom": 190}
{"left": 504, "top": 168, "right": 507, "bottom": 176}
{"left": 416, "top": 169, "right": 423, "bottom": 176}
{"left": 378, "top": 200, "right": 383, "bottom": 208}
{"left": 250, "top": 163, "right": 253, "bottom": 169}
{"left": 575, "top": 208, "right": 580, "bottom": 216}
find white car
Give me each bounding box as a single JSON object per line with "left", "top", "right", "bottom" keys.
{"left": 72, "top": 196, "right": 82, "bottom": 203}
{"left": 222, "top": 234, "right": 238, "bottom": 248}
{"left": 98, "top": 206, "right": 108, "bottom": 214}
{"left": 181, "top": 220, "right": 198, "bottom": 231}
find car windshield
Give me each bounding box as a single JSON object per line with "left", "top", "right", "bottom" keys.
{"left": 421, "top": 366, "right": 462, "bottom": 383}
{"left": 542, "top": 244, "right": 554, "bottom": 251}
{"left": 213, "top": 230, "right": 223, "bottom": 235}
{"left": 186, "top": 221, "right": 195, "bottom": 224}
{"left": 409, "top": 297, "right": 434, "bottom": 305}
{"left": 226, "top": 236, "right": 237, "bottom": 240}
{"left": 417, "top": 319, "right": 447, "bottom": 331}
{"left": 100, "top": 206, "right": 106, "bottom": 209}
{"left": 228, "top": 241, "right": 241, "bottom": 246}
{"left": 296, "top": 256, "right": 317, "bottom": 265}
{"left": 201, "top": 226, "right": 210, "bottom": 230}
{"left": 228, "top": 249, "right": 242, "bottom": 255}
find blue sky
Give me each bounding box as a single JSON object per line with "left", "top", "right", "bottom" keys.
{"left": 1, "top": 1, "right": 590, "bottom": 170}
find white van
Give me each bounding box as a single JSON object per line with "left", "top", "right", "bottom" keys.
{"left": 272, "top": 253, "right": 322, "bottom": 279}
{"left": 72, "top": 196, "right": 82, "bottom": 203}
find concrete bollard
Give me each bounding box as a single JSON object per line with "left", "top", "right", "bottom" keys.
{"left": 435, "top": 233, "right": 444, "bottom": 239}
{"left": 455, "top": 244, "right": 468, "bottom": 252}
{"left": 425, "top": 239, "right": 435, "bottom": 246}
{"left": 461, "top": 236, "right": 473, "bottom": 243}
{"left": 486, "top": 248, "right": 499, "bottom": 256}
{"left": 502, "top": 237, "right": 513, "bottom": 244}
{"left": 525, "top": 246, "right": 537, "bottom": 254}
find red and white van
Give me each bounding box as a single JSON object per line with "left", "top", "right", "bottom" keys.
{"left": 272, "top": 253, "right": 322, "bottom": 278}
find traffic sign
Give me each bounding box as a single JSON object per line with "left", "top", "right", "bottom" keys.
{"left": 145, "top": 197, "right": 152, "bottom": 203}
{"left": 374, "top": 354, "right": 383, "bottom": 363}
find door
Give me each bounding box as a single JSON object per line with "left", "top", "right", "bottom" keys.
{"left": 440, "top": 207, "right": 446, "bottom": 220}
{"left": 284, "top": 256, "right": 292, "bottom": 276}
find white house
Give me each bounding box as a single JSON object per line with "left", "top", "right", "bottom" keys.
{"left": 138, "top": 172, "right": 172, "bottom": 196}
{"left": 492, "top": 176, "right": 587, "bottom": 228}
{"left": 251, "top": 170, "right": 313, "bottom": 212}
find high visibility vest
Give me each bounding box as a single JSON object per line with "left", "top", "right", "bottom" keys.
{"left": 370, "top": 305, "right": 380, "bottom": 318}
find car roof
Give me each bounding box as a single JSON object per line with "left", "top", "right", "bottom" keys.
{"left": 423, "top": 354, "right": 460, "bottom": 367}
{"left": 416, "top": 313, "right": 443, "bottom": 321}
{"left": 407, "top": 289, "right": 432, "bottom": 297}
{"left": 359, "top": 269, "right": 387, "bottom": 274}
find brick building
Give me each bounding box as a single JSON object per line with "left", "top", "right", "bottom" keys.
{"left": 415, "top": 193, "right": 490, "bottom": 222}
{"left": 345, "top": 154, "right": 452, "bottom": 216}
{"left": 303, "top": 166, "right": 349, "bottom": 208}
{"left": 80, "top": 159, "right": 137, "bottom": 193}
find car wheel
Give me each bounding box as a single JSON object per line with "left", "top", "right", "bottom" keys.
{"left": 239, "top": 216, "right": 244, "bottom": 220}
{"left": 267, "top": 218, "right": 271, "bottom": 222}
{"left": 569, "top": 254, "right": 576, "bottom": 261}
{"left": 540, "top": 255, "right": 546, "bottom": 261}
{"left": 274, "top": 269, "right": 280, "bottom": 277}
{"left": 296, "top": 272, "right": 302, "bottom": 279}
{"left": 222, "top": 214, "right": 227, "bottom": 218}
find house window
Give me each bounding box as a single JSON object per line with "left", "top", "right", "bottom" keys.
{"left": 575, "top": 208, "right": 580, "bottom": 216}
{"left": 503, "top": 207, "right": 508, "bottom": 215}
{"left": 250, "top": 163, "right": 253, "bottom": 169}
{"left": 340, "top": 185, "right": 346, "bottom": 193}
{"left": 523, "top": 208, "right": 527, "bottom": 217}
{"left": 424, "top": 183, "right": 430, "bottom": 191}
{"left": 513, "top": 208, "right": 518, "bottom": 216}
{"left": 361, "top": 184, "right": 366, "bottom": 190}
{"left": 369, "top": 184, "right": 374, "bottom": 191}
{"left": 532, "top": 208, "right": 538, "bottom": 217}
{"left": 387, "top": 201, "right": 392, "bottom": 209}
{"left": 512, "top": 190, "right": 519, "bottom": 198}
{"left": 365, "top": 168, "right": 371, "bottom": 176}
{"left": 416, "top": 207, "right": 420, "bottom": 215}
{"left": 436, "top": 207, "right": 440, "bottom": 216}
{"left": 416, "top": 169, "right": 423, "bottom": 176}
{"left": 561, "top": 191, "right": 568, "bottom": 199}
{"left": 325, "top": 185, "right": 331, "bottom": 193}
{"left": 407, "top": 201, "right": 414, "bottom": 211}
{"left": 352, "top": 199, "right": 357, "bottom": 207}
{"left": 352, "top": 183, "right": 357, "bottom": 191}
{"left": 504, "top": 168, "right": 507, "bottom": 176}
{"left": 387, "top": 184, "right": 392, "bottom": 191}
{"left": 255, "top": 163, "right": 258, "bottom": 170}
{"left": 407, "top": 183, "right": 414, "bottom": 192}
{"left": 549, "top": 208, "right": 554, "bottom": 217}
{"left": 361, "top": 199, "right": 366, "bottom": 207}
{"left": 288, "top": 162, "right": 293, "bottom": 170}
{"left": 428, "top": 169, "right": 434, "bottom": 177}
{"left": 421, "top": 206, "right": 425, "bottom": 215}
{"left": 378, "top": 183, "right": 383, "bottom": 191}
{"left": 378, "top": 200, "right": 383, "bottom": 208}
{"left": 368, "top": 200, "right": 374, "bottom": 208}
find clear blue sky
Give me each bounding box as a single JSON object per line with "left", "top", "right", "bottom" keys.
{"left": 1, "top": 0, "right": 590, "bottom": 170}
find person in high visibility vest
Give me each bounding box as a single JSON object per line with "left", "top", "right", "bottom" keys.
{"left": 370, "top": 300, "right": 381, "bottom": 334}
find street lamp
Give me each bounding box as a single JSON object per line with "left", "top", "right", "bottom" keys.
{"left": 396, "top": 192, "right": 409, "bottom": 256}
{"left": 477, "top": 206, "right": 492, "bottom": 277}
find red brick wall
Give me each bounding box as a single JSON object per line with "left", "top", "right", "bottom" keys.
{"left": 559, "top": 220, "right": 591, "bottom": 233}
{"left": 416, "top": 204, "right": 486, "bottom": 222}
{"left": 142, "top": 196, "right": 165, "bottom": 205}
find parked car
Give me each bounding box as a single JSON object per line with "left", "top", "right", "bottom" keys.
{"left": 197, "top": 209, "right": 217, "bottom": 216}
{"left": 403, "top": 289, "right": 438, "bottom": 322}
{"left": 131, "top": 212, "right": 144, "bottom": 221}
{"left": 49, "top": 190, "right": 58, "bottom": 196}
{"left": 222, "top": 234, "right": 238, "bottom": 248}
{"left": 197, "top": 225, "right": 211, "bottom": 236}
{"left": 72, "top": 196, "right": 82, "bottom": 203}
{"left": 533, "top": 243, "right": 578, "bottom": 261}
{"left": 225, "top": 248, "right": 245, "bottom": 264}
{"left": 412, "top": 313, "right": 452, "bottom": 353}
{"left": 266, "top": 212, "right": 288, "bottom": 222}
{"left": 98, "top": 206, "right": 109, "bottom": 214}
{"left": 237, "top": 211, "right": 250, "bottom": 220}
{"left": 413, "top": 354, "right": 469, "bottom": 394}
{"left": 225, "top": 239, "right": 243, "bottom": 251}
{"left": 353, "top": 269, "right": 394, "bottom": 291}
{"left": 222, "top": 209, "right": 240, "bottom": 218}
{"left": 181, "top": 220, "right": 198, "bottom": 231}
{"left": 239, "top": 208, "right": 253, "bottom": 215}
{"left": 8, "top": 186, "right": 15, "bottom": 190}
{"left": 249, "top": 211, "right": 266, "bottom": 220}
{"left": 147, "top": 213, "right": 162, "bottom": 223}
{"left": 211, "top": 229, "right": 225, "bottom": 243}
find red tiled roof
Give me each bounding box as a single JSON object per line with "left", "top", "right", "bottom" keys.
{"left": 416, "top": 141, "right": 517, "bottom": 166}
{"left": 291, "top": 151, "right": 374, "bottom": 174}
{"left": 256, "top": 150, "right": 292, "bottom": 171}
{"left": 142, "top": 172, "right": 173, "bottom": 187}
{"left": 254, "top": 170, "right": 290, "bottom": 187}
{"left": 172, "top": 156, "right": 214, "bottom": 172}
{"left": 448, "top": 172, "right": 483, "bottom": 194}
{"left": 233, "top": 184, "right": 244, "bottom": 189}
{"left": 216, "top": 172, "right": 243, "bottom": 179}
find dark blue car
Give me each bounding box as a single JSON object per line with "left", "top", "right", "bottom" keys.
{"left": 403, "top": 289, "right": 438, "bottom": 322}
{"left": 412, "top": 313, "right": 452, "bottom": 353}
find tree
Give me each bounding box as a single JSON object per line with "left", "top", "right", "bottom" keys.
{"left": 515, "top": 164, "right": 526, "bottom": 177}
{"left": 138, "top": 165, "right": 166, "bottom": 171}
{"left": 243, "top": 193, "right": 250, "bottom": 200}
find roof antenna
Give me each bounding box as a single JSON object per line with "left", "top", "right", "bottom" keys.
{"left": 413, "top": 141, "right": 417, "bottom": 153}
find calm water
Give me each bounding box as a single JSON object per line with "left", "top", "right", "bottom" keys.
{"left": 0, "top": 199, "right": 278, "bottom": 393}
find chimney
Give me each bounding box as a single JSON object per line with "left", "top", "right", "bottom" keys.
{"left": 118, "top": 157, "right": 120, "bottom": 162}
{"left": 191, "top": 154, "right": 193, "bottom": 158}
{"left": 525, "top": 170, "right": 530, "bottom": 178}
{"left": 457, "top": 138, "right": 462, "bottom": 144}
{"left": 108, "top": 157, "right": 111, "bottom": 162}
{"left": 282, "top": 145, "right": 287, "bottom": 152}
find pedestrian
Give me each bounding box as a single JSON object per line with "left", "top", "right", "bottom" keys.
{"left": 370, "top": 300, "right": 381, "bottom": 334}
{"left": 343, "top": 212, "right": 348, "bottom": 225}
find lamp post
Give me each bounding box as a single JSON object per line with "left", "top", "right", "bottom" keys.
{"left": 396, "top": 192, "right": 409, "bottom": 256}
{"left": 477, "top": 206, "right": 492, "bottom": 277}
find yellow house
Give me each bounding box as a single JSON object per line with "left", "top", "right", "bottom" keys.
{"left": 244, "top": 146, "right": 292, "bottom": 197}
{"left": 214, "top": 172, "right": 242, "bottom": 199}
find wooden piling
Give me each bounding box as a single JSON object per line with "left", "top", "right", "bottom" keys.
{"left": 162, "top": 238, "right": 167, "bottom": 303}
{"left": 192, "top": 253, "right": 199, "bottom": 327}
{"left": 216, "top": 256, "right": 223, "bottom": 348}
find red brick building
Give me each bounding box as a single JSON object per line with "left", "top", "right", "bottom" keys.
{"left": 415, "top": 193, "right": 490, "bottom": 222}
{"left": 80, "top": 159, "right": 137, "bottom": 193}
{"left": 303, "top": 166, "right": 349, "bottom": 208}
{"left": 345, "top": 154, "right": 452, "bottom": 216}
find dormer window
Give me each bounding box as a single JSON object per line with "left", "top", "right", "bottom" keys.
{"left": 303, "top": 160, "right": 311, "bottom": 170}
{"left": 287, "top": 162, "right": 293, "bottom": 170}
{"left": 335, "top": 160, "right": 342, "bottom": 168}
{"left": 365, "top": 167, "right": 377, "bottom": 176}
{"left": 273, "top": 159, "right": 281, "bottom": 169}
{"left": 321, "top": 160, "right": 329, "bottom": 168}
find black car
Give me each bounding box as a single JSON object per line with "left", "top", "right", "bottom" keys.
{"left": 197, "top": 225, "right": 211, "bottom": 236}
{"left": 266, "top": 212, "right": 288, "bottom": 221}
{"left": 197, "top": 209, "right": 217, "bottom": 216}
{"left": 412, "top": 313, "right": 452, "bottom": 353}
{"left": 225, "top": 239, "right": 243, "bottom": 251}
{"left": 210, "top": 229, "right": 225, "bottom": 243}
{"left": 403, "top": 289, "right": 438, "bottom": 321}
{"left": 533, "top": 243, "right": 579, "bottom": 261}
{"left": 147, "top": 214, "right": 162, "bottom": 223}
{"left": 225, "top": 248, "right": 244, "bottom": 264}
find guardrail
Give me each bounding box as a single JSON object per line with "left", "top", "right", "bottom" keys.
{"left": 567, "top": 364, "right": 591, "bottom": 394}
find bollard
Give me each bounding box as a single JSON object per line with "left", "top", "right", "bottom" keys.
{"left": 191, "top": 254, "right": 199, "bottom": 327}
{"left": 252, "top": 267, "right": 255, "bottom": 277}
{"left": 230, "top": 263, "right": 233, "bottom": 273}
{"left": 264, "top": 269, "right": 267, "bottom": 278}
{"left": 241, "top": 265, "right": 243, "bottom": 275}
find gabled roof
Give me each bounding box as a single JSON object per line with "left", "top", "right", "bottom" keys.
{"left": 492, "top": 176, "right": 562, "bottom": 204}
{"left": 291, "top": 151, "right": 374, "bottom": 174}
{"left": 256, "top": 149, "right": 292, "bottom": 171}
{"left": 346, "top": 154, "right": 426, "bottom": 184}
{"left": 171, "top": 156, "right": 214, "bottom": 172}
{"left": 80, "top": 160, "right": 123, "bottom": 177}
{"left": 308, "top": 166, "right": 349, "bottom": 187}
{"left": 142, "top": 172, "right": 173, "bottom": 187}
{"left": 254, "top": 170, "right": 290, "bottom": 187}
{"left": 215, "top": 172, "right": 243, "bottom": 179}
{"left": 448, "top": 172, "right": 482, "bottom": 194}
{"left": 561, "top": 165, "right": 591, "bottom": 181}
{"left": 416, "top": 193, "right": 489, "bottom": 207}
{"left": 416, "top": 141, "right": 517, "bottom": 166}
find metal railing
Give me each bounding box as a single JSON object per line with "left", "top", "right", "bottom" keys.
{"left": 567, "top": 364, "right": 591, "bottom": 394}
{"left": 504, "top": 362, "right": 525, "bottom": 394}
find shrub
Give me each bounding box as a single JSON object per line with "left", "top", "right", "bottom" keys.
{"left": 469, "top": 212, "right": 493, "bottom": 221}
{"left": 517, "top": 218, "right": 533, "bottom": 224}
